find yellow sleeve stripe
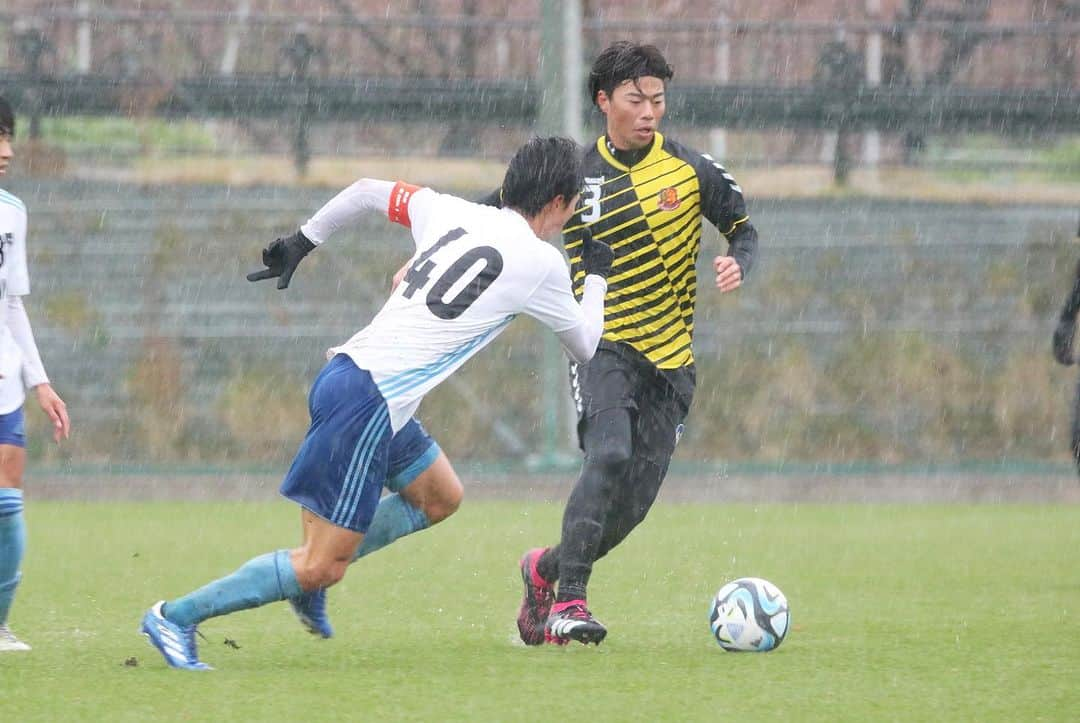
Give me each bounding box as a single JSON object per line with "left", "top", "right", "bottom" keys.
{"left": 723, "top": 215, "right": 750, "bottom": 236}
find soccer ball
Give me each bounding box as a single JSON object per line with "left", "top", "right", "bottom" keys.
{"left": 709, "top": 577, "right": 790, "bottom": 652}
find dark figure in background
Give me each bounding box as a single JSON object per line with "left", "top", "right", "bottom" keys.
{"left": 1052, "top": 216, "right": 1080, "bottom": 477}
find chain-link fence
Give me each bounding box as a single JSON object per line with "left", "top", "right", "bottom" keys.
{"left": 6, "top": 178, "right": 1075, "bottom": 472}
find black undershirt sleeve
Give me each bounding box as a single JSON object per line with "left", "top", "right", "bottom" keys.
{"left": 694, "top": 154, "right": 759, "bottom": 279}
{"left": 476, "top": 187, "right": 503, "bottom": 208}
{"left": 726, "top": 222, "right": 758, "bottom": 279}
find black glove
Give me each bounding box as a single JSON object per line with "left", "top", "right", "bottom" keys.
{"left": 1053, "top": 316, "right": 1076, "bottom": 366}
{"left": 579, "top": 228, "right": 614, "bottom": 279}
{"left": 246, "top": 230, "right": 317, "bottom": 290}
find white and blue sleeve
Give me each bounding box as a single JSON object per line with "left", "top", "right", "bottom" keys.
{"left": 523, "top": 248, "right": 607, "bottom": 364}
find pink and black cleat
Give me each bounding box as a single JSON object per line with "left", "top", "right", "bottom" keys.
{"left": 516, "top": 547, "right": 555, "bottom": 646}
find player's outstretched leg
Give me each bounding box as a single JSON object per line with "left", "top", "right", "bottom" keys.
{"left": 140, "top": 602, "right": 212, "bottom": 670}
{"left": 545, "top": 599, "right": 607, "bottom": 646}
{"left": 289, "top": 587, "right": 333, "bottom": 638}
{"left": 517, "top": 547, "right": 555, "bottom": 645}
{"left": 289, "top": 448, "right": 454, "bottom": 639}
{"left": 141, "top": 548, "right": 303, "bottom": 670}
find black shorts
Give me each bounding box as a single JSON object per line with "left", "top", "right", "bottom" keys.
{"left": 569, "top": 340, "right": 695, "bottom": 466}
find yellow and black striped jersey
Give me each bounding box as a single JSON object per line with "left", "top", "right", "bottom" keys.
{"left": 564, "top": 132, "right": 757, "bottom": 369}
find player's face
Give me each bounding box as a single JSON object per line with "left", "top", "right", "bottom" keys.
{"left": 538, "top": 192, "right": 581, "bottom": 238}
{"left": 0, "top": 133, "right": 12, "bottom": 177}
{"left": 598, "top": 76, "right": 666, "bottom": 151}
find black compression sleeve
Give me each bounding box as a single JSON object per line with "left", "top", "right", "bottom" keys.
{"left": 726, "top": 222, "right": 758, "bottom": 279}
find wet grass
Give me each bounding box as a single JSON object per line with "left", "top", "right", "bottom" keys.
{"left": 3, "top": 500, "right": 1078, "bottom": 721}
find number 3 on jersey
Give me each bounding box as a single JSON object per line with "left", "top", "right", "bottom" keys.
{"left": 400, "top": 227, "right": 505, "bottom": 320}
{"left": 581, "top": 178, "right": 603, "bottom": 223}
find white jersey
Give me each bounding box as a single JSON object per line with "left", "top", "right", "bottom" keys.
{"left": 0, "top": 188, "right": 32, "bottom": 413}
{"left": 319, "top": 184, "right": 602, "bottom": 433}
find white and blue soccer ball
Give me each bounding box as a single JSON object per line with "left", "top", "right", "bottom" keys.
{"left": 709, "top": 577, "right": 789, "bottom": 652}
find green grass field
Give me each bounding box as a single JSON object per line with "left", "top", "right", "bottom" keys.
{"left": 3, "top": 500, "right": 1078, "bottom": 721}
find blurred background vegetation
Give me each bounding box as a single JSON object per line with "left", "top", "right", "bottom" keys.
{"left": 0, "top": 2, "right": 1076, "bottom": 473}
{"left": 5, "top": 184, "right": 1073, "bottom": 472}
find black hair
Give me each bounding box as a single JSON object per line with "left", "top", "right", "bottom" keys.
{"left": 588, "top": 41, "right": 674, "bottom": 107}
{"left": 0, "top": 95, "right": 13, "bottom": 137}
{"left": 500, "top": 136, "right": 582, "bottom": 217}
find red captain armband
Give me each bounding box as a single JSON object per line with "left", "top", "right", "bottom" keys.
{"left": 388, "top": 181, "right": 422, "bottom": 227}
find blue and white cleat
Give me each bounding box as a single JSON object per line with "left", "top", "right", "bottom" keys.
{"left": 0, "top": 624, "right": 31, "bottom": 652}
{"left": 140, "top": 601, "right": 212, "bottom": 670}
{"left": 289, "top": 588, "right": 333, "bottom": 638}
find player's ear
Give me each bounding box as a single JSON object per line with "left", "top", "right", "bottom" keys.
{"left": 555, "top": 193, "right": 579, "bottom": 215}
{"left": 596, "top": 89, "right": 611, "bottom": 115}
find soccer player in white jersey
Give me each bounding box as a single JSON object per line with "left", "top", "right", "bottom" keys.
{"left": 0, "top": 95, "right": 71, "bottom": 653}
{"left": 141, "top": 136, "right": 614, "bottom": 670}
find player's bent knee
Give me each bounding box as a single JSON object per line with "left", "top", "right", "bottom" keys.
{"left": 0, "top": 443, "right": 27, "bottom": 488}
{"left": 324, "top": 561, "right": 349, "bottom": 588}
{"left": 427, "top": 477, "right": 463, "bottom": 523}
{"left": 291, "top": 549, "right": 351, "bottom": 590}
{"left": 295, "top": 559, "right": 348, "bottom": 591}
{"left": 403, "top": 456, "right": 464, "bottom": 524}
{"left": 585, "top": 442, "right": 633, "bottom": 476}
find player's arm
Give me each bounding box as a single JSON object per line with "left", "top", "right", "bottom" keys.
{"left": 716, "top": 223, "right": 758, "bottom": 292}
{"left": 525, "top": 231, "right": 613, "bottom": 363}
{"left": 696, "top": 155, "right": 759, "bottom": 292}
{"left": 6, "top": 296, "right": 68, "bottom": 441}
{"left": 248, "top": 179, "right": 428, "bottom": 289}
{"left": 1053, "top": 259, "right": 1080, "bottom": 365}
{"left": 557, "top": 275, "right": 607, "bottom": 363}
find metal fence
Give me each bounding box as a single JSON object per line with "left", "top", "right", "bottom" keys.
{"left": 0, "top": 7, "right": 1077, "bottom": 174}
{"left": 7, "top": 178, "right": 1077, "bottom": 470}
{"left": 1, "top": 8, "right": 1076, "bottom": 87}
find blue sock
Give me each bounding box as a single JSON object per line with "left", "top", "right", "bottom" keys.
{"left": 351, "top": 493, "right": 430, "bottom": 562}
{"left": 164, "top": 549, "right": 302, "bottom": 627}
{"left": 0, "top": 489, "right": 26, "bottom": 626}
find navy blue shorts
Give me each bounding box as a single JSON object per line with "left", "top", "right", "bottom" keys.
{"left": 0, "top": 407, "right": 26, "bottom": 448}
{"left": 280, "top": 355, "right": 439, "bottom": 532}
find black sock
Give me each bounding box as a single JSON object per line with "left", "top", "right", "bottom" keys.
{"left": 556, "top": 589, "right": 584, "bottom": 604}
{"left": 555, "top": 519, "right": 602, "bottom": 603}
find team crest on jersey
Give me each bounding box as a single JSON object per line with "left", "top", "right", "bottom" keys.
{"left": 657, "top": 187, "right": 681, "bottom": 211}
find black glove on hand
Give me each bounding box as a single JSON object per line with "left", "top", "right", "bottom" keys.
{"left": 1053, "top": 316, "right": 1076, "bottom": 366}
{"left": 580, "top": 228, "right": 614, "bottom": 279}
{"left": 246, "top": 230, "right": 317, "bottom": 290}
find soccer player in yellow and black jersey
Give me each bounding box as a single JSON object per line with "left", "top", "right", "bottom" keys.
{"left": 509, "top": 41, "right": 760, "bottom": 646}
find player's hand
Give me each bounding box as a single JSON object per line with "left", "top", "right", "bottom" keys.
{"left": 580, "top": 228, "right": 614, "bottom": 279}
{"left": 247, "top": 230, "right": 317, "bottom": 290}
{"left": 1053, "top": 316, "right": 1076, "bottom": 365}
{"left": 714, "top": 255, "right": 743, "bottom": 293}
{"left": 34, "top": 383, "right": 69, "bottom": 443}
